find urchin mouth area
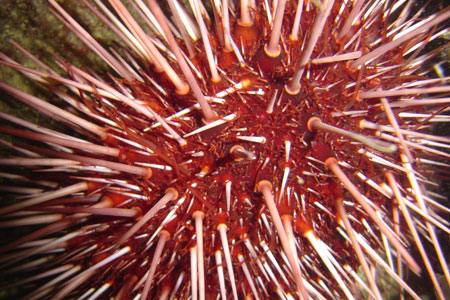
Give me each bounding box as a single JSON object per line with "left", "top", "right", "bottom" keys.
{"left": 0, "top": 1, "right": 450, "bottom": 300}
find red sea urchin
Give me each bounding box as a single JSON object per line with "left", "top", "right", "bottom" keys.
{"left": 0, "top": 0, "right": 450, "bottom": 299}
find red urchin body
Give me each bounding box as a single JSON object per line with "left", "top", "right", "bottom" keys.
{"left": 0, "top": 1, "right": 450, "bottom": 299}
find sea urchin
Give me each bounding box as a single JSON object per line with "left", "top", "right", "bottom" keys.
{"left": 0, "top": 0, "right": 450, "bottom": 299}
